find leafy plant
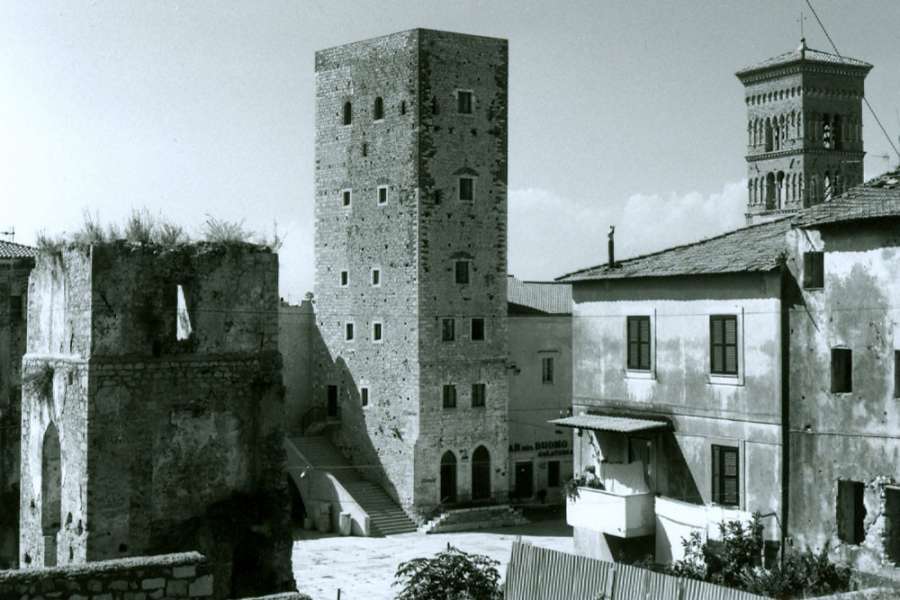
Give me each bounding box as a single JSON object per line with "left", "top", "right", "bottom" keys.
{"left": 124, "top": 208, "right": 156, "bottom": 244}
{"left": 740, "top": 544, "right": 851, "bottom": 599}
{"left": 393, "top": 544, "right": 502, "bottom": 600}
{"left": 35, "top": 230, "right": 66, "bottom": 254}
{"left": 563, "top": 465, "right": 605, "bottom": 501}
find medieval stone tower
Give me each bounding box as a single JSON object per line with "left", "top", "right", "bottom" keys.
{"left": 313, "top": 29, "right": 509, "bottom": 516}
{"left": 736, "top": 39, "right": 872, "bottom": 224}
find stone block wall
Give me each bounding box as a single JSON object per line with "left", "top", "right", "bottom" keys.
{"left": 0, "top": 255, "right": 35, "bottom": 568}
{"left": 18, "top": 242, "right": 295, "bottom": 598}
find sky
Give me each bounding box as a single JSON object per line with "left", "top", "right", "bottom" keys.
{"left": 2, "top": 1, "right": 899, "bottom": 301}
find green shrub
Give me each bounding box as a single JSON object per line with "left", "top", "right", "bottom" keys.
{"left": 393, "top": 544, "right": 502, "bottom": 600}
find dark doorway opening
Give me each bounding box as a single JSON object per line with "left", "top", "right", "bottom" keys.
{"left": 885, "top": 487, "right": 900, "bottom": 564}
{"left": 41, "top": 422, "right": 61, "bottom": 567}
{"left": 472, "top": 446, "right": 491, "bottom": 501}
{"left": 440, "top": 451, "right": 457, "bottom": 504}
{"left": 327, "top": 385, "right": 339, "bottom": 418}
{"left": 514, "top": 461, "right": 533, "bottom": 499}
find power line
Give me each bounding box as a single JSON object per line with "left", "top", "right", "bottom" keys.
{"left": 804, "top": 0, "right": 900, "bottom": 162}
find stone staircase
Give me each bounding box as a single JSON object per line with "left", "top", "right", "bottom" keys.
{"left": 287, "top": 435, "right": 417, "bottom": 536}
{"left": 421, "top": 504, "right": 529, "bottom": 534}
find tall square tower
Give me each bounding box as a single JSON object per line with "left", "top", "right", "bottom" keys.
{"left": 737, "top": 39, "right": 872, "bottom": 224}
{"left": 313, "top": 29, "right": 509, "bottom": 515}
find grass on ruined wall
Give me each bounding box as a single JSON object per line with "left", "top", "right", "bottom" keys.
{"left": 35, "top": 210, "right": 283, "bottom": 255}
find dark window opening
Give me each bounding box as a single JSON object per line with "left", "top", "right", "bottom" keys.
{"left": 442, "top": 384, "right": 457, "bottom": 409}
{"left": 400, "top": 100, "right": 407, "bottom": 115}
{"left": 455, "top": 261, "right": 470, "bottom": 285}
{"left": 542, "top": 357, "right": 554, "bottom": 384}
{"left": 9, "top": 295, "right": 22, "bottom": 322}
{"left": 371, "top": 269, "right": 380, "bottom": 286}
{"left": 372, "top": 322, "right": 382, "bottom": 342}
{"left": 895, "top": 351, "right": 900, "bottom": 399}
{"left": 342, "top": 189, "right": 351, "bottom": 207}
{"left": 885, "top": 487, "right": 900, "bottom": 563}
{"left": 373, "top": 96, "right": 384, "bottom": 121}
{"left": 471, "top": 383, "right": 486, "bottom": 408}
{"left": 837, "top": 480, "right": 866, "bottom": 545}
{"left": 361, "top": 142, "right": 368, "bottom": 157}
{"left": 548, "top": 460, "right": 561, "bottom": 488}
{"left": 471, "top": 318, "right": 485, "bottom": 341}
{"left": 712, "top": 444, "right": 739, "bottom": 507}
{"left": 345, "top": 322, "right": 354, "bottom": 341}
{"left": 342, "top": 101, "right": 352, "bottom": 125}
{"left": 377, "top": 186, "right": 388, "bottom": 205}
{"left": 832, "top": 348, "right": 852, "bottom": 393}
{"left": 710, "top": 315, "right": 738, "bottom": 375}
{"left": 627, "top": 316, "right": 651, "bottom": 370}
{"left": 803, "top": 252, "right": 824, "bottom": 289}
{"left": 442, "top": 318, "right": 455, "bottom": 342}
{"left": 457, "top": 90, "right": 473, "bottom": 114}
{"left": 459, "top": 177, "right": 474, "bottom": 201}
{"left": 361, "top": 387, "right": 369, "bottom": 407}
{"left": 327, "top": 385, "right": 339, "bottom": 418}
{"left": 340, "top": 270, "right": 349, "bottom": 286}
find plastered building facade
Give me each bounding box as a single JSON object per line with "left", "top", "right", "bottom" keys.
{"left": 312, "top": 29, "right": 509, "bottom": 516}
{"left": 18, "top": 242, "right": 294, "bottom": 598}
{"left": 737, "top": 40, "right": 871, "bottom": 223}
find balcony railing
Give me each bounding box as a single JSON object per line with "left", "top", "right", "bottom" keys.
{"left": 566, "top": 486, "right": 655, "bottom": 538}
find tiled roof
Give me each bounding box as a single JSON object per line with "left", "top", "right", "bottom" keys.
{"left": 556, "top": 218, "right": 792, "bottom": 283}
{"left": 0, "top": 240, "right": 36, "bottom": 259}
{"left": 797, "top": 168, "right": 900, "bottom": 227}
{"left": 507, "top": 275, "right": 572, "bottom": 314}
{"left": 549, "top": 414, "right": 669, "bottom": 433}
{"left": 736, "top": 42, "right": 872, "bottom": 76}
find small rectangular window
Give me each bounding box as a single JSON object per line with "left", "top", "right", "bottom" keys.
{"left": 831, "top": 348, "right": 852, "bottom": 393}
{"left": 548, "top": 460, "right": 561, "bottom": 487}
{"left": 340, "top": 270, "right": 349, "bottom": 287}
{"left": 377, "top": 185, "right": 388, "bottom": 206}
{"left": 837, "top": 480, "right": 865, "bottom": 544}
{"left": 471, "top": 318, "right": 485, "bottom": 341}
{"left": 345, "top": 322, "right": 354, "bottom": 341}
{"left": 712, "top": 444, "right": 739, "bottom": 507}
{"left": 471, "top": 383, "right": 486, "bottom": 408}
{"left": 442, "top": 318, "right": 455, "bottom": 342}
{"left": 895, "top": 350, "right": 900, "bottom": 399}
{"left": 542, "top": 357, "right": 554, "bottom": 384}
{"left": 372, "top": 321, "right": 382, "bottom": 342}
{"left": 455, "top": 261, "right": 470, "bottom": 285}
{"left": 371, "top": 269, "right": 380, "bottom": 286}
{"left": 803, "top": 251, "right": 824, "bottom": 288}
{"left": 342, "top": 189, "right": 352, "bottom": 208}
{"left": 361, "top": 386, "right": 369, "bottom": 407}
{"left": 442, "top": 384, "right": 457, "bottom": 409}
{"left": 459, "top": 177, "right": 474, "bottom": 202}
{"left": 9, "top": 295, "right": 22, "bottom": 323}
{"left": 457, "top": 90, "right": 473, "bottom": 114}
{"left": 627, "top": 316, "right": 651, "bottom": 370}
{"left": 710, "top": 315, "right": 738, "bottom": 375}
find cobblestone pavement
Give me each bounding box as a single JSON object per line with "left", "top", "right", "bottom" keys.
{"left": 291, "top": 514, "right": 573, "bottom": 600}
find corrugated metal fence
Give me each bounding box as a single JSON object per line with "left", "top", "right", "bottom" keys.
{"left": 504, "top": 541, "right": 768, "bottom": 600}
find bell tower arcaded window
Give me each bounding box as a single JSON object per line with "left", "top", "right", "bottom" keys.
{"left": 737, "top": 39, "right": 871, "bottom": 224}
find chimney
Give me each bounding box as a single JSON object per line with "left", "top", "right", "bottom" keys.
{"left": 607, "top": 225, "right": 616, "bottom": 268}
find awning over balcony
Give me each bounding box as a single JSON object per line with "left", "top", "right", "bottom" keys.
{"left": 549, "top": 414, "right": 669, "bottom": 433}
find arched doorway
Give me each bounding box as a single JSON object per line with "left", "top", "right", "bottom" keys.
{"left": 440, "top": 451, "right": 457, "bottom": 504}
{"left": 41, "top": 422, "right": 61, "bottom": 567}
{"left": 471, "top": 446, "right": 491, "bottom": 501}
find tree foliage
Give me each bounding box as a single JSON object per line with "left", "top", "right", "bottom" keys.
{"left": 393, "top": 544, "right": 502, "bottom": 600}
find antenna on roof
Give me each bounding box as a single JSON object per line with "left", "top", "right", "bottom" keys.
{"left": 797, "top": 10, "right": 806, "bottom": 42}
{"left": 0, "top": 227, "right": 14, "bottom": 242}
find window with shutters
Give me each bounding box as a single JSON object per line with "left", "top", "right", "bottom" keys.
{"left": 712, "top": 444, "right": 739, "bottom": 507}
{"left": 837, "top": 480, "right": 865, "bottom": 544}
{"left": 803, "top": 251, "right": 824, "bottom": 288}
{"left": 710, "top": 315, "right": 739, "bottom": 376}
{"left": 471, "top": 383, "right": 486, "bottom": 408}
{"left": 627, "top": 316, "right": 651, "bottom": 370}
{"left": 442, "top": 384, "right": 457, "bottom": 409}
{"left": 831, "top": 348, "right": 852, "bottom": 393}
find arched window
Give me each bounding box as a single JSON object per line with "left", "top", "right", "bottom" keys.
{"left": 471, "top": 446, "right": 491, "bottom": 501}
{"left": 342, "top": 101, "right": 352, "bottom": 126}
{"left": 373, "top": 96, "right": 384, "bottom": 121}
{"left": 42, "top": 422, "right": 61, "bottom": 567}
{"left": 764, "top": 118, "right": 773, "bottom": 152}
{"left": 765, "top": 172, "right": 776, "bottom": 210}
{"left": 776, "top": 171, "right": 785, "bottom": 208}
{"left": 440, "top": 451, "right": 457, "bottom": 504}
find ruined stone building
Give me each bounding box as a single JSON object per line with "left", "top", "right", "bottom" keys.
{"left": 0, "top": 240, "right": 36, "bottom": 568}
{"left": 555, "top": 42, "right": 900, "bottom": 579}
{"left": 738, "top": 39, "right": 872, "bottom": 224}
{"left": 301, "top": 28, "right": 509, "bottom": 520}
{"left": 17, "top": 241, "right": 295, "bottom": 598}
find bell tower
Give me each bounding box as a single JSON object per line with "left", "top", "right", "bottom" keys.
{"left": 737, "top": 39, "right": 872, "bottom": 224}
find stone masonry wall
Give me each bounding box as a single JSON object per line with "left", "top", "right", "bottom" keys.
{"left": 0, "top": 256, "right": 35, "bottom": 568}
{"left": 415, "top": 30, "right": 510, "bottom": 510}
{"left": 313, "top": 31, "right": 422, "bottom": 507}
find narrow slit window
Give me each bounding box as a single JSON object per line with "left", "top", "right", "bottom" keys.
{"left": 340, "top": 270, "right": 349, "bottom": 287}
{"left": 459, "top": 177, "right": 474, "bottom": 202}
{"left": 345, "top": 322, "right": 354, "bottom": 341}
{"left": 373, "top": 96, "right": 384, "bottom": 121}
{"left": 361, "top": 387, "right": 369, "bottom": 407}
{"left": 342, "top": 101, "right": 352, "bottom": 125}
{"left": 341, "top": 189, "right": 352, "bottom": 208}
{"left": 372, "top": 322, "right": 383, "bottom": 342}
{"left": 371, "top": 269, "right": 380, "bottom": 286}
{"left": 400, "top": 100, "right": 407, "bottom": 115}
{"left": 542, "top": 357, "right": 554, "bottom": 384}
{"left": 471, "top": 318, "right": 485, "bottom": 341}
{"left": 176, "top": 284, "right": 192, "bottom": 341}
{"left": 377, "top": 185, "right": 388, "bottom": 206}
